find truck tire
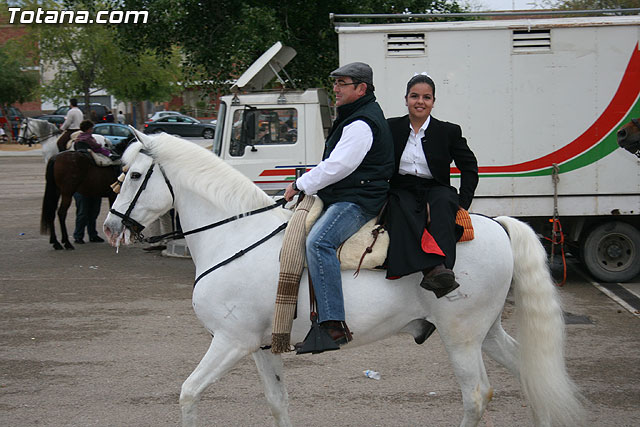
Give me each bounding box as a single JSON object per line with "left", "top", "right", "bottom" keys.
{"left": 581, "top": 221, "right": 640, "bottom": 282}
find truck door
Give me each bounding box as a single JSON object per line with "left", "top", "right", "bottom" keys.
{"left": 226, "top": 106, "right": 305, "bottom": 193}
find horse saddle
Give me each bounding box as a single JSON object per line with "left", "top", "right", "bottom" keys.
{"left": 70, "top": 147, "right": 120, "bottom": 167}
{"left": 302, "top": 196, "right": 387, "bottom": 271}
{"left": 67, "top": 132, "right": 120, "bottom": 167}
{"left": 303, "top": 196, "right": 475, "bottom": 272}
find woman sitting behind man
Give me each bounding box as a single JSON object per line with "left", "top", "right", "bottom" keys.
{"left": 386, "top": 74, "right": 479, "bottom": 298}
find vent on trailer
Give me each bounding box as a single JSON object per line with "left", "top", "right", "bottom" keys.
{"left": 512, "top": 29, "right": 551, "bottom": 53}
{"left": 386, "top": 33, "right": 426, "bottom": 56}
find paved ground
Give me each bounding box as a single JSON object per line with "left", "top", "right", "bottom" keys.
{"left": 1, "top": 153, "right": 639, "bottom": 426}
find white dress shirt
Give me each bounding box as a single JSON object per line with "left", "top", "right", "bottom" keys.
{"left": 61, "top": 107, "right": 83, "bottom": 131}
{"left": 398, "top": 115, "right": 433, "bottom": 178}
{"left": 296, "top": 120, "right": 373, "bottom": 195}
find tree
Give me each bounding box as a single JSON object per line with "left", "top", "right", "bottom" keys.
{"left": 13, "top": 0, "right": 182, "bottom": 122}
{"left": 116, "top": 0, "right": 467, "bottom": 92}
{"left": 36, "top": 20, "right": 119, "bottom": 112}
{"left": 0, "top": 42, "right": 39, "bottom": 107}
{"left": 101, "top": 47, "right": 183, "bottom": 126}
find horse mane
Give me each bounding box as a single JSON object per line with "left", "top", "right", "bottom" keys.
{"left": 124, "top": 134, "right": 278, "bottom": 215}
{"left": 31, "top": 118, "right": 58, "bottom": 135}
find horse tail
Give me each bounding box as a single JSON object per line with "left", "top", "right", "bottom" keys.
{"left": 494, "top": 216, "right": 585, "bottom": 426}
{"left": 40, "top": 157, "right": 59, "bottom": 235}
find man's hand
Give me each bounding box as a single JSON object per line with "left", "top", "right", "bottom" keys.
{"left": 284, "top": 182, "right": 299, "bottom": 201}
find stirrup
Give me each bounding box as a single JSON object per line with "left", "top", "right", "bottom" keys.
{"left": 295, "top": 313, "right": 340, "bottom": 355}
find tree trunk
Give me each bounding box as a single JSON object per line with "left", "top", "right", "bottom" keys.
{"left": 134, "top": 101, "right": 145, "bottom": 130}
{"left": 83, "top": 90, "right": 92, "bottom": 121}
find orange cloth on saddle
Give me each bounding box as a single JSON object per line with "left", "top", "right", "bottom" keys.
{"left": 420, "top": 208, "right": 474, "bottom": 256}
{"left": 456, "top": 209, "right": 474, "bottom": 242}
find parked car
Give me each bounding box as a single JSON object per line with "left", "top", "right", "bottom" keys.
{"left": 53, "top": 103, "right": 110, "bottom": 123}
{"left": 146, "top": 110, "right": 182, "bottom": 122}
{"left": 0, "top": 109, "right": 8, "bottom": 135}
{"left": 35, "top": 114, "right": 65, "bottom": 128}
{"left": 0, "top": 106, "right": 24, "bottom": 137}
{"left": 143, "top": 115, "right": 216, "bottom": 139}
{"left": 93, "top": 123, "right": 136, "bottom": 146}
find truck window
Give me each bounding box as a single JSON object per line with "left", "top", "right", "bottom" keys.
{"left": 229, "top": 108, "right": 298, "bottom": 157}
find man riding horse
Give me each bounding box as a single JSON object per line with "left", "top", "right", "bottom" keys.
{"left": 56, "top": 98, "right": 83, "bottom": 152}
{"left": 284, "top": 62, "right": 394, "bottom": 350}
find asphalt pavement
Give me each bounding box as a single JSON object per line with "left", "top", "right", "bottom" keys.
{"left": 1, "top": 156, "right": 639, "bottom": 426}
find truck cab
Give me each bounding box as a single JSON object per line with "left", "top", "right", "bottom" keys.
{"left": 212, "top": 42, "right": 332, "bottom": 194}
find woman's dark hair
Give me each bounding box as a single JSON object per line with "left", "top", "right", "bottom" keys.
{"left": 405, "top": 74, "right": 436, "bottom": 98}
{"left": 80, "top": 120, "right": 94, "bottom": 132}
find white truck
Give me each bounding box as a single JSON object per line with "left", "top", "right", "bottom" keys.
{"left": 211, "top": 15, "right": 640, "bottom": 283}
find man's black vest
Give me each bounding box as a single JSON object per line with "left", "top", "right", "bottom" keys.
{"left": 317, "top": 93, "right": 394, "bottom": 216}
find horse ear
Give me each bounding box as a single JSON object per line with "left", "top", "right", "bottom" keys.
{"left": 129, "top": 126, "right": 151, "bottom": 145}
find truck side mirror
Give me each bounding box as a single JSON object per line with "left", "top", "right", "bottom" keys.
{"left": 242, "top": 110, "right": 256, "bottom": 141}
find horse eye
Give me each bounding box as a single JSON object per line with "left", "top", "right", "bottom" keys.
{"left": 130, "top": 172, "right": 142, "bottom": 179}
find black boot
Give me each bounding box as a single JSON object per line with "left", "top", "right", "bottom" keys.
{"left": 420, "top": 264, "right": 460, "bottom": 298}
{"left": 295, "top": 318, "right": 352, "bottom": 355}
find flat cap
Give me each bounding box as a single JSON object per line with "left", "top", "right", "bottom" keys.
{"left": 330, "top": 62, "right": 374, "bottom": 87}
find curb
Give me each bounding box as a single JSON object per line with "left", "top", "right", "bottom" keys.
{"left": 0, "top": 149, "right": 42, "bottom": 157}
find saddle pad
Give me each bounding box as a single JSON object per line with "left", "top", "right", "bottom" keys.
{"left": 303, "top": 197, "right": 475, "bottom": 271}
{"left": 66, "top": 130, "right": 82, "bottom": 150}
{"left": 456, "top": 209, "right": 474, "bottom": 242}
{"left": 88, "top": 150, "right": 120, "bottom": 167}
{"left": 304, "top": 196, "right": 388, "bottom": 271}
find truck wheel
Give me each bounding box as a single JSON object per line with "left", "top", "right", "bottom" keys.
{"left": 581, "top": 221, "right": 640, "bottom": 282}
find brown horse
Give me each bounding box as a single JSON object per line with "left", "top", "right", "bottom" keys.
{"left": 617, "top": 118, "right": 640, "bottom": 158}
{"left": 40, "top": 150, "right": 121, "bottom": 250}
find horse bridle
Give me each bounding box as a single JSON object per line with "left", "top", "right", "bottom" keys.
{"left": 109, "top": 148, "right": 288, "bottom": 288}
{"left": 17, "top": 117, "right": 61, "bottom": 145}
{"left": 109, "top": 151, "right": 175, "bottom": 241}
{"left": 109, "top": 148, "right": 286, "bottom": 245}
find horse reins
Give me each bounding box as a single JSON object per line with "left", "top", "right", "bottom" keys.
{"left": 110, "top": 149, "right": 289, "bottom": 288}
{"left": 147, "top": 197, "right": 288, "bottom": 243}
{"left": 18, "top": 117, "right": 61, "bottom": 145}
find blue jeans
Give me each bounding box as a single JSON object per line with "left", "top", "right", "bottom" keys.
{"left": 73, "top": 193, "right": 101, "bottom": 240}
{"left": 306, "top": 201, "right": 374, "bottom": 323}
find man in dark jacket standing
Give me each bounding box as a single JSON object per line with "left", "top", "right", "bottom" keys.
{"left": 284, "top": 62, "right": 394, "bottom": 350}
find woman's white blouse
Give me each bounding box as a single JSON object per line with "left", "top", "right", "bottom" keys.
{"left": 398, "top": 115, "right": 434, "bottom": 179}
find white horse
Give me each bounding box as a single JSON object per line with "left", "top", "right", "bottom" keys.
{"left": 17, "top": 118, "right": 62, "bottom": 163}
{"left": 103, "top": 130, "right": 584, "bottom": 427}
{"left": 19, "top": 117, "right": 114, "bottom": 163}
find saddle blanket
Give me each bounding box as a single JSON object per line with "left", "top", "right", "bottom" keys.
{"left": 66, "top": 132, "right": 119, "bottom": 167}
{"left": 303, "top": 196, "right": 475, "bottom": 272}
{"left": 304, "top": 196, "right": 387, "bottom": 271}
